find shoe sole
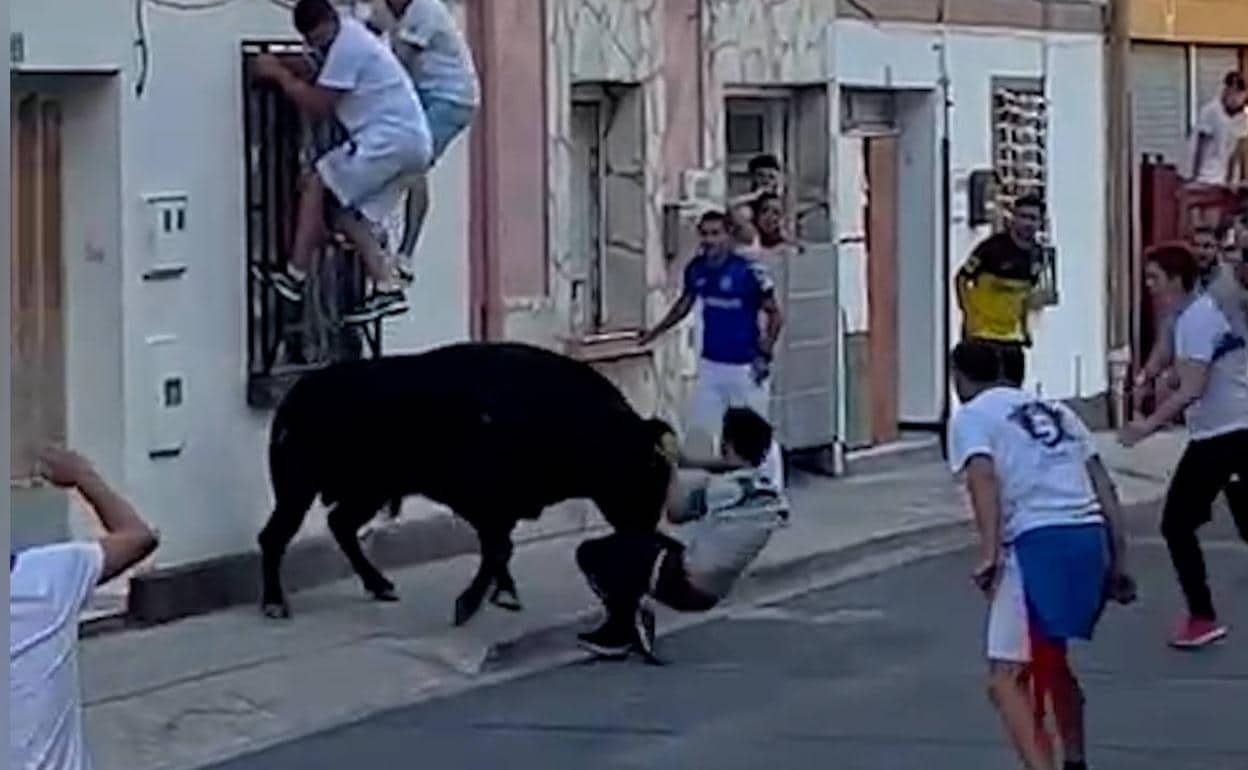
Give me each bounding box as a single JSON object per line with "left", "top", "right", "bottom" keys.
{"left": 1169, "top": 627, "right": 1228, "bottom": 649}
{"left": 342, "top": 301, "right": 409, "bottom": 325}
{"left": 251, "top": 265, "right": 304, "bottom": 303}
{"left": 576, "top": 639, "right": 630, "bottom": 659}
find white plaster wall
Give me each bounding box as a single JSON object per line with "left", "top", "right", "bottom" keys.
{"left": 13, "top": 0, "right": 471, "bottom": 567}
{"left": 835, "top": 21, "right": 1109, "bottom": 403}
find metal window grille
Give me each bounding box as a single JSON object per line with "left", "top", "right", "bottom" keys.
{"left": 991, "top": 79, "right": 1058, "bottom": 305}
{"left": 241, "top": 41, "right": 384, "bottom": 409}
{"left": 991, "top": 84, "right": 1049, "bottom": 239}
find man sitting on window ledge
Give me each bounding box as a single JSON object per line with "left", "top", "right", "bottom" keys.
{"left": 252, "top": 0, "right": 433, "bottom": 325}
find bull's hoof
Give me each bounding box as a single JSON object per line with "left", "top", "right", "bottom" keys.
{"left": 454, "top": 588, "right": 487, "bottom": 626}
{"left": 490, "top": 586, "right": 522, "bottom": 612}
{"left": 261, "top": 601, "right": 291, "bottom": 620}
{"left": 369, "top": 587, "right": 400, "bottom": 602}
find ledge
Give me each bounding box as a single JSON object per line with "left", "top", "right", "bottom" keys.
{"left": 559, "top": 332, "right": 653, "bottom": 364}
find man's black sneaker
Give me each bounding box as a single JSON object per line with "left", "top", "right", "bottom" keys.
{"left": 577, "top": 619, "right": 632, "bottom": 659}
{"left": 342, "top": 289, "right": 409, "bottom": 324}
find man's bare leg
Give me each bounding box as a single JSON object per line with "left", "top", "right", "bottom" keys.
{"left": 334, "top": 212, "right": 401, "bottom": 292}
{"left": 258, "top": 171, "right": 327, "bottom": 302}
{"left": 988, "top": 662, "right": 1058, "bottom": 770}
{"left": 1049, "top": 662, "right": 1087, "bottom": 766}
{"left": 396, "top": 174, "right": 430, "bottom": 282}
{"left": 290, "top": 171, "right": 327, "bottom": 275}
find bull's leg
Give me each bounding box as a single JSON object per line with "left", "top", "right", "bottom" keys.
{"left": 488, "top": 520, "right": 522, "bottom": 612}
{"left": 258, "top": 489, "right": 317, "bottom": 620}
{"left": 328, "top": 498, "right": 398, "bottom": 602}
{"left": 453, "top": 518, "right": 522, "bottom": 625}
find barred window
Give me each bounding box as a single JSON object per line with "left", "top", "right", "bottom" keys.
{"left": 991, "top": 78, "right": 1049, "bottom": 240}
{"left": 241, "top": 41, "right": 385, "bottom": 409}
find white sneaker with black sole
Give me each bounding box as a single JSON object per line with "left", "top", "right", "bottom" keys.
{"left": 251, "top": 264, "right": 306, "bottom": 304}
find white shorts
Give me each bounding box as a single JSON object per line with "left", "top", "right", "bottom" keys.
{"left": 688, "top": 359, "right": 771, "bottom": 447}
{"left": 316, "top": 133, "right": 431, "bottom": 225}
{"left": 986, "top": 549, "right": 1032, "bottom": 664}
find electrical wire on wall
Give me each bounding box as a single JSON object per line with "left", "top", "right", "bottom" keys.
{"left": 131, "top": 0, "right": 300, "bottom": 99}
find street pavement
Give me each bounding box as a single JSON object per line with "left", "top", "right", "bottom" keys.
{"left": 78, "top": 429, "right": 1190, "bottom": 770}
{"left": 202, "top": 517, "right": 1246, "bottom": 770}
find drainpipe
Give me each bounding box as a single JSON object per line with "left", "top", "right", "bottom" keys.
{"left": 936, "top": 0, "right": 953, "bottom": 460}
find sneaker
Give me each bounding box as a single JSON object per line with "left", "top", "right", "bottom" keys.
{"left": 342, "top": 288, "right": 409, "bottom": 325}
{"left": 577, "top": 619, "right": 632, "bottom": 659}
{"left": 1168, "top": 616, "right": 1228, "bottom": 649}
{"left": 251, "top": 264, "right": 306, "bottom": 303}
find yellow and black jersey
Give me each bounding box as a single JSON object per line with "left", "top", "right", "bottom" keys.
{"left": 957, "top": 232, "right": 1041, "bottom": 343}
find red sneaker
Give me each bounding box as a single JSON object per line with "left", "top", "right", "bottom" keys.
{"left": 1169, "top": 616, "right": 1228, "bottom": 649}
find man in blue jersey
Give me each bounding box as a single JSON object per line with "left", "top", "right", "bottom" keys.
{"left": 640, "top": 210, "right": 784, "bottom": 458}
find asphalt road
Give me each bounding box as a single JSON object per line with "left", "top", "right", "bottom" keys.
{"left": 207, "top": 520, "right": 1247, "bottom": 770}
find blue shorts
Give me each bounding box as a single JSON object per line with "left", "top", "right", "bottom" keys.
{"left": 987, "top": 521, "right": 1110, "bottom": 662}
{"left": 424, "top": 97, "right": 477, "bottom": 164}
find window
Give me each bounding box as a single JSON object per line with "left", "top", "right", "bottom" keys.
{"left": 991, "top": 76, "right": 1057, "bottom": 305}
{"left": 569, "top": 82, "right": 647, "bottom": 335}
{"left": 725, "top": 96, "right": 789, "bottom": 199}
{"left": 241, "top": 42, "right": 384, "bottom": 409}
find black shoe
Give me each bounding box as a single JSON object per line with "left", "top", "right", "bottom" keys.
{"left": 342, "top": 288, "right": 409, "bottom": 324}
{"left": 577, "top": 619, "right": 632, "bottom": 659}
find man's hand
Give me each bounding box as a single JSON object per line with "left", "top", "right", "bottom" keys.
{"left": 1117, "top": 419, "right": 1151, "bottom": 448}
{"left": 252, "top": 53, "right": 289, "bottom": 84}
{"left": 1107, "top": 572, "right": 1138, "bottom": 605}
{"left": 972, "top": 554, "right": 1000, "bottom": 596}
{"left": 751, "top": 354, "right": 771, "bottom": 385}
{"left": 37, "top": 446, "right": 97, "bottom": 489}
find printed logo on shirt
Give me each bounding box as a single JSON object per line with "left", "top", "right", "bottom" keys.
{"left": 1213, "top": 331, "right": 1247, "bottom": 362}
{"left": 720, "top": 274, "right": 733, "bottom": 292}
{"left": 1007, "top": 401, "right": 1072, "bottom": 449}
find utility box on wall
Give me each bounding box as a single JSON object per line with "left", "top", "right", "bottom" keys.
{"left": 146, "top": 334, "right": 187, "bottom": 459}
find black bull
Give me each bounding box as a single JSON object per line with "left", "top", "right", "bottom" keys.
{"left": 258, "top": 341, "right": 676, "bottom": 625}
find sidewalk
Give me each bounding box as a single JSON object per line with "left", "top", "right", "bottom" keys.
{"left": 79, "top": 431, "right": 1179, "bottom": 770}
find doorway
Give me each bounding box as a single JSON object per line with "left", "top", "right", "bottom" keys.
{"left": 11, "top": 90, "right": 69, "bottom": 547}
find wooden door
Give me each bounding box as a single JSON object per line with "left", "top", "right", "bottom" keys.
{"left": 865, "top": 136, "right": 900, "bottom": 445}
{"left": 11, "top": 92, "right": 66, "bottom": 481}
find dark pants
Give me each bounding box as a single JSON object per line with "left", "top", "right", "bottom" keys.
{"left": 1160, "top": 428, "right": 1248, "bottom": 620}
{"left": 576, "top": 532, "right": 718, "bottom": 621}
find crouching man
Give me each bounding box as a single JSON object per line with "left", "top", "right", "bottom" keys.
{"left": 575, "top": 407, "right": 789, "bottom": 662}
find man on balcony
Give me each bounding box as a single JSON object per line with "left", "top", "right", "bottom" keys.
{"left": 252, "top": 0, "right": 432, "bottom": 324}
{"left": 1192, "top": 72, "right": 1248, "bottom": 189}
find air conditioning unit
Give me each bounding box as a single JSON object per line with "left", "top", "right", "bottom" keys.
{"left": 680, "top": 168, "right": 714, "bottom": 201}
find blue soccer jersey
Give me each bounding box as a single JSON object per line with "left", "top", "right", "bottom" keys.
{"left": 684, "top": 251, "right": 775, "bottom": 365}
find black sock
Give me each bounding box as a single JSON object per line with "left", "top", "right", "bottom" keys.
{"left": 1064, "top": 761, "right": 1087, "bottom": 770}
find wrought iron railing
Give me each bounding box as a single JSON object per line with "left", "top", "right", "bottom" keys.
{"left": 241, "top": 41, "right": 384, "bottom": 409}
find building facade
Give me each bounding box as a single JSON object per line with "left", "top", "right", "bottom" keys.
{"left": 10, "top": 0, "right": 1117, "bottom": 605}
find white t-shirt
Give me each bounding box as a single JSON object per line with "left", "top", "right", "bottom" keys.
{"left": 318, "top": 14, "right": 431, "bottom": 151}
{"left": 394, "top": 0, "right": 480, "bottom": 108}
{"left": 948, "top": 386, "right": 1103, "bottom": 545}
{"left": 1193, "top": 99, "right": 1248, "bottom": 185}
{"left": 1206, "top": 261, "right": 1248, "bottom": 337}
{"left": 1173, "top": 292, "right": 1248, "bottom": 441}
{"left": 10, "top": 542, "right": 105, "bottom": 770}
